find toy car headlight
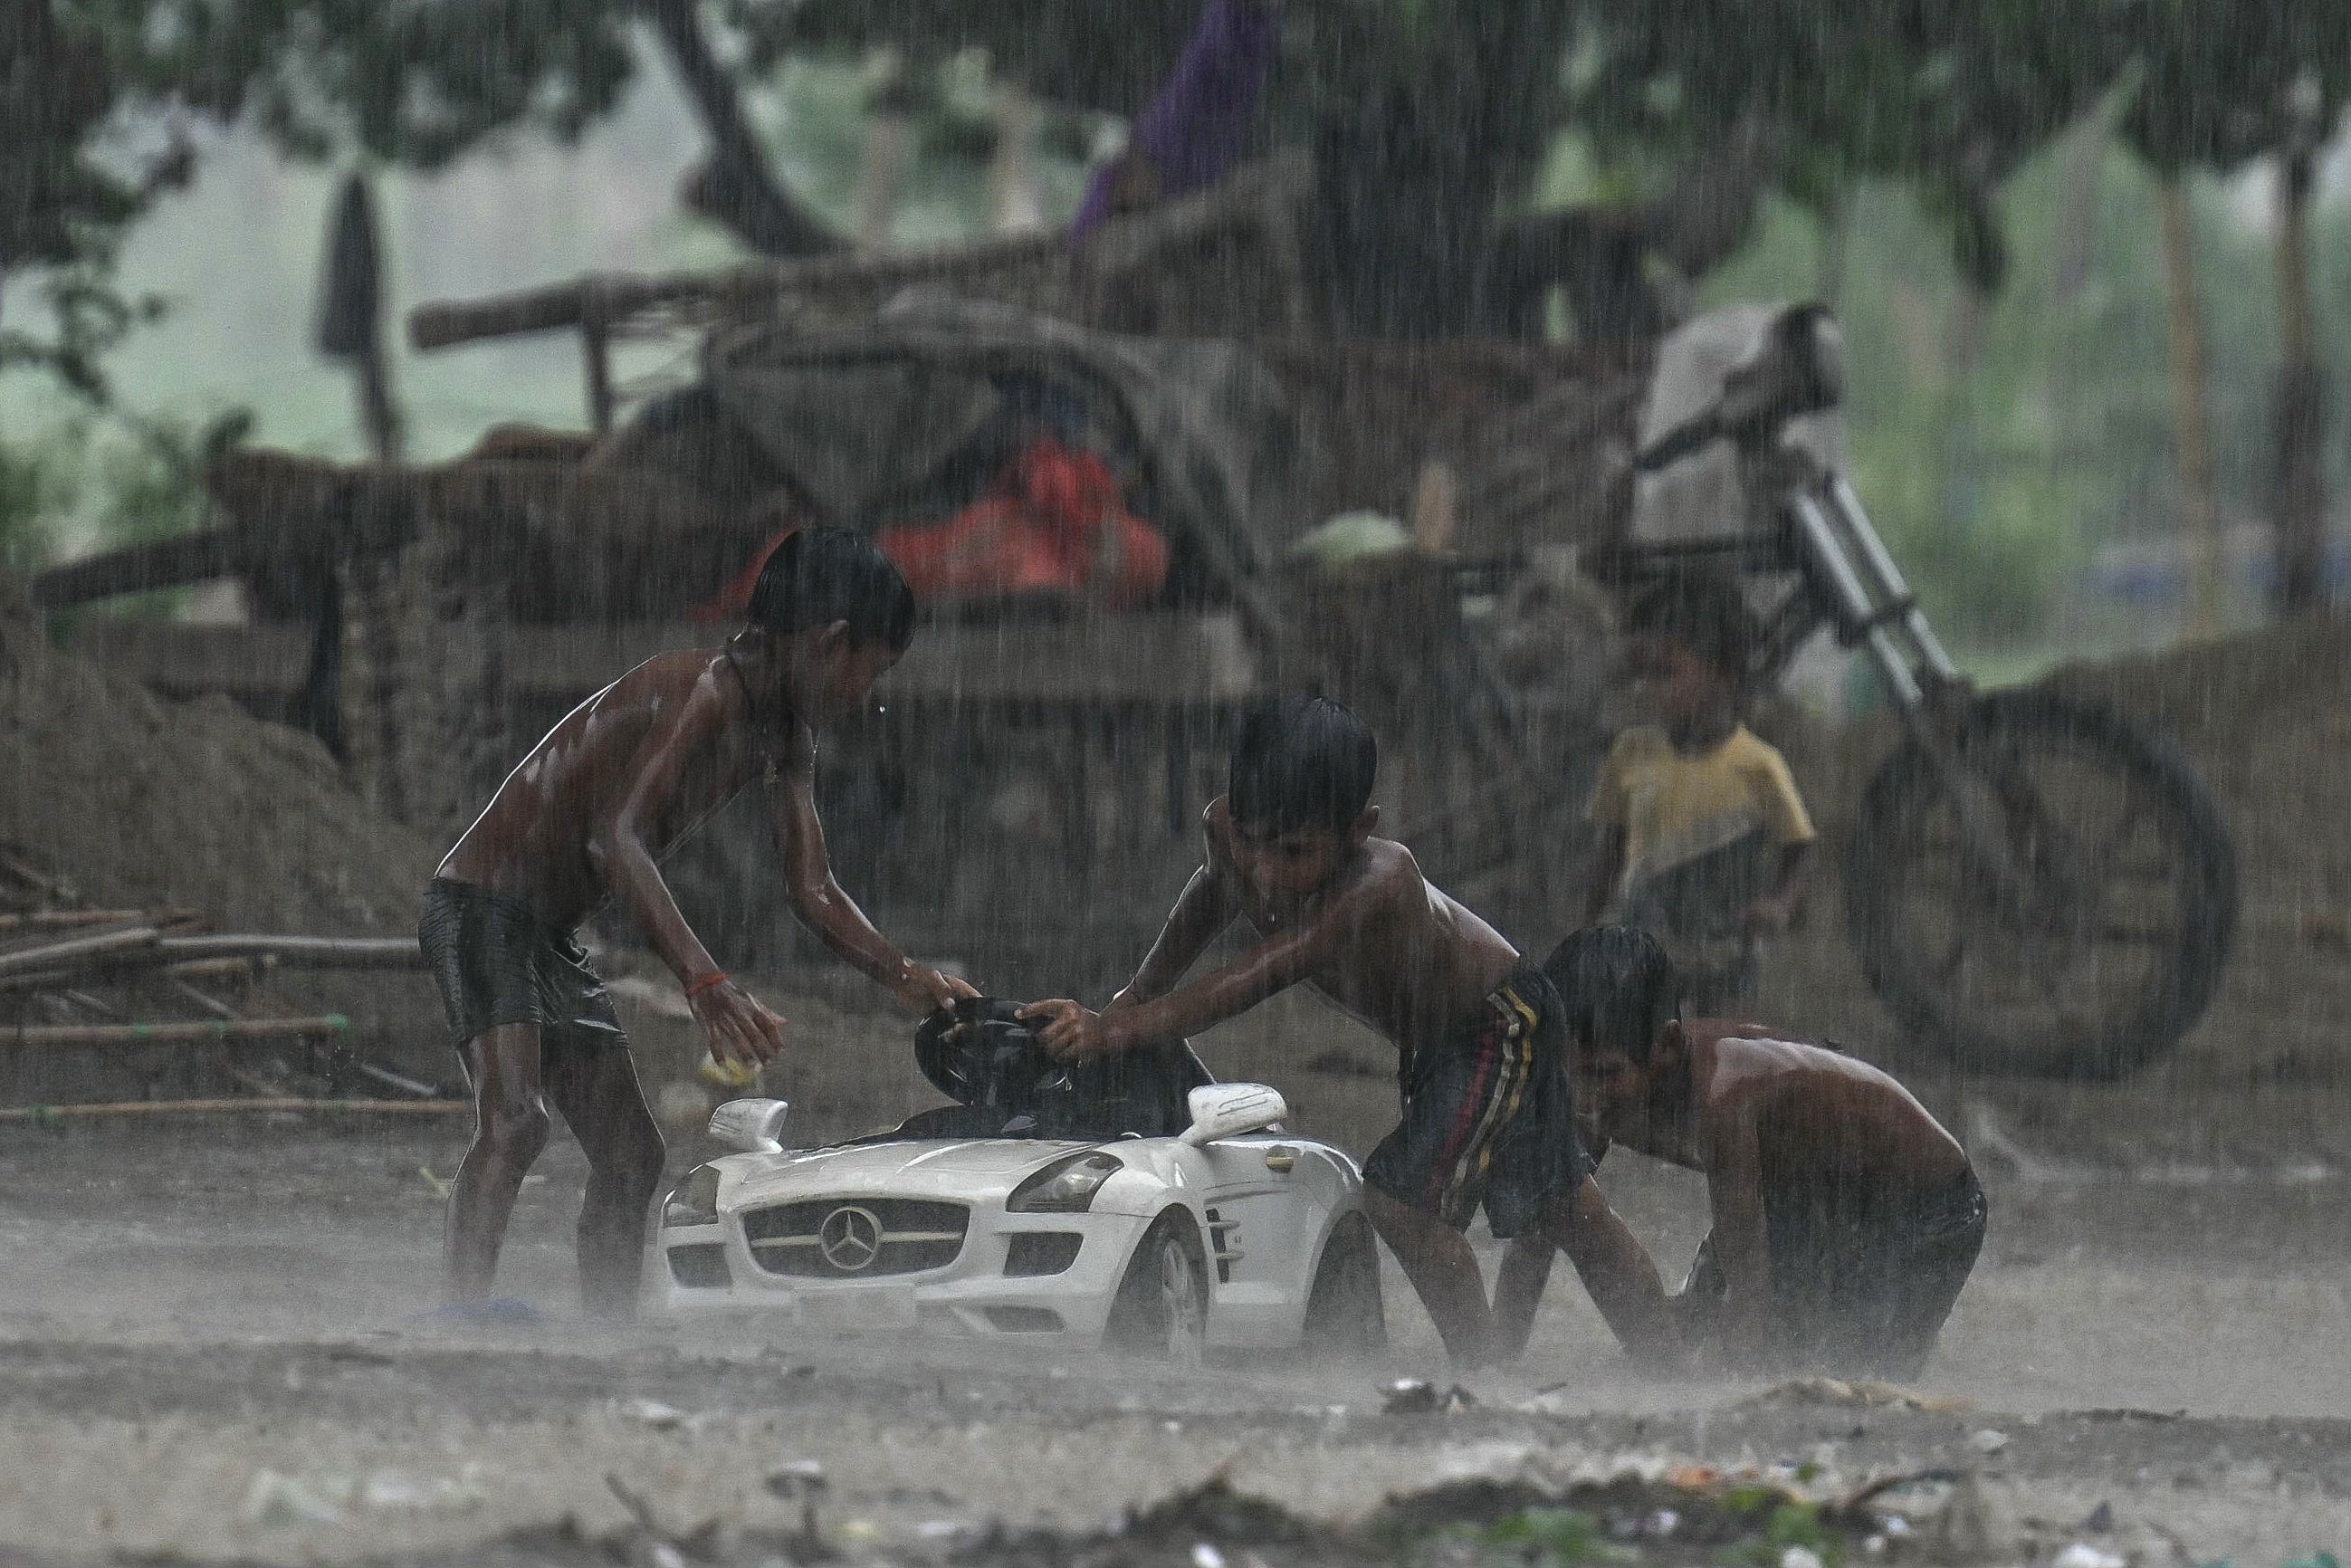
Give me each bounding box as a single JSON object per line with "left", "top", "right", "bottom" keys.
{"left": 662, "top": 1164, "right": 722, "bottom": 1228}
{"left": 1006, "top": 1151, "right": 1123, "bottom": 1213}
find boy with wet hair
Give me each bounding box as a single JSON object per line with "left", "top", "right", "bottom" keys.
{"left": 419, "top": 528, "right": 975, "bottom": 1316}
{"left": 1499, "top": 925, "right": 1985, "bottom": 1377}
{"left": 1022, "top": 695, "right": 1676, "bottom": 1368}
{"left": 1587, "top": 568, "right": 1815, "bottom": 1010}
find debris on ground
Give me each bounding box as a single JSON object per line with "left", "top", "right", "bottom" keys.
{"left": 1380, "top": 1379, "right": 1480, "bottom": 1415}
{"left": 1740, "top": 1377, "right": 1977, "bottom": 1414}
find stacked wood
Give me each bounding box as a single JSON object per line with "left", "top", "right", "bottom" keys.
{"left": 0, "top": 853, "right": 445, "bottom": 1117}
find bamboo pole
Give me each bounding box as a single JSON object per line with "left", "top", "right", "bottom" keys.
{"left": 153, "top": 934, "right": 422, "bottom": 970}
{"left": 0, "top": 909, "right": 155, "bottom": 932}
{"left": 0, "top": 926, "right": 159, "bottom": 980}
{"left": 5, "top": 1015, "right": 351, "bottom": 1048}
{"left": 0, "top": 1098, "right": 467, "bottom": 1123}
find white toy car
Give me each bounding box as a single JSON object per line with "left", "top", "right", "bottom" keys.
{"left": 647, "top": 1005, "right": 1383, "bottom": 1362}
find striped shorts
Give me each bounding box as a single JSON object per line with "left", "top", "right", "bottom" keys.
{"left": 1363, "top": 962, "right": 1589, "bottom": 1238}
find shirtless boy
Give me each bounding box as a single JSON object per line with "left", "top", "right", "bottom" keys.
{"left": 1022, "top": 695, "right": 1674, "bottom": 1367}
{"left": 1503, "top": 924, "right": 1985, "bottom": 1377}
{"left": 418, "top": 529, "right": 974, "bottom": 1315}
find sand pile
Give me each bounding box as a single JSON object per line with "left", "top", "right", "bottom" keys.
{"left": 1744, "top": 611, "right": 2351, "bottom": 1159}
{"left": 1, "top": 571, "right": 448, "bottom": 1085}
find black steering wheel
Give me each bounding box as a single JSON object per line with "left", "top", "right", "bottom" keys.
{"left": 913, "top": 997, "right": 1065, "bottom": 1113}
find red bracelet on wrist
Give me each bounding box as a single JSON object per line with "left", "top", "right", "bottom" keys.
{"left": 683, "top": 970, "right": 729, "bottom": 1000}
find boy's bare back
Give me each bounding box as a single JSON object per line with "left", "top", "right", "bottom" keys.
{"left": 1691, "top": 1024, "right": 1971, "bottom": 1209}
{"left": 439, "top": 649, "right": 795, "bottom": 929}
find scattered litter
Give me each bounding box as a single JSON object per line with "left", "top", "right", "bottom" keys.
{"left": 358, "top": 1468, "right": 486, "bottom": 1515}
{"left": 767, "top": 1459, "right": 829, "bottom": 1500}
{"left": 2080, "top": 1500, "right": 2114, "bottom": 1533}
{"left": 1190, "top": 1543, "right": 1226, "bottom": 1568}
{"left": 1379, "top": 1378, "right": 1478, "bottom": 1414}
{"left": 416, "top": 1165, "right": 451, "bottom": 1200}
{"left": 918, "top": 1520, "right": 969, "bottom": 1541}
{"left": 1968, "top": 1428, "right": 2011, "bottom": 1455}
{"left": 1781, "top": 1547, "right": 1825, "bottom": 1568}
{"left": 242, "top": 1467, "right": 484, "bottom": 1527}
{"left": 617, "top": 1397, "right": 688, "bottom": 1429}
{"left": 1743, "top": 1376, "right": 1974, "bottom": 1412}
{"left": 2054, "top": 1544, "right": 2127, "bottom": 1568}
{"left": 243, "top": 1470, "right": 352, "bottom": 1527}
{"left": 1641, "top": 1508, "right": 1679, "bottom": 1537}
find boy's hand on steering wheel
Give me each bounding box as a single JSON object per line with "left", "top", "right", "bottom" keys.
{"left": 1018, "top": 999, "right": 1130, "bottom": 1061}
{"left": 894, "top": 964, "right": 978, "bottom": 1018}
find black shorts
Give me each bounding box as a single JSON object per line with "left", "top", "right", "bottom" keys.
{"left": 417, "top": 878, "right": 628, "bottom": 1056}
{"left": 1362, "top": 962, "right": 1590, "bottom": 1239}
{"left": 1685, "top": 1167, "right": 1987, "bottom": 1376}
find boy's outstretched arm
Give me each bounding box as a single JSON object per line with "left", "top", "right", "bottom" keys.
{"left": 1027, "top": 872, "right": 1374, "bottom": 1058}
{"left": 1106, "top": 865, "right": 1238, "bottom": 1013}
{"left": 1746, "top": 840, "right": 1815, "bottom": 933}
{"left": 769, "top": 727, "right": 975, "bottom": 1016}
{"left": 1552, "top": 1176, "right": 1679, "bottom": 1368}
{"left": 590, "top": 667, "right": 786, "bottom": 1069}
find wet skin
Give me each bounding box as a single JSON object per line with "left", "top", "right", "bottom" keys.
{"left": 1022, "top": 798, "right": 1674, "bottom": 1369}
{"left": 436, "top": 624, "right": 973, "bottom": 1313}
{"left": 1496, "top": 1020, "right": 1972, "bottom": 1366}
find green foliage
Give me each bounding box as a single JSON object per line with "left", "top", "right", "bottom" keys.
{"left": 0, "top": 408, "right": 242, "bottom": 614}
{"left": 0, "top": 437, "right": 79, "bottom": 580}
{"left": 1423, "top": 1506, "right": 1633, "bottom": 1568}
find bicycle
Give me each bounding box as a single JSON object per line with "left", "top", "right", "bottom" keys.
{"left": 1600, "top": 306, "right": 2239, "bottom": 1077}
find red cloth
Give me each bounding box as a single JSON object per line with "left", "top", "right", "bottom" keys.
{"left": 693, "top": 441, "right": 1169, "bottom": 623}
{"left": 877, "top": 439, "right": 1169, "bottom": 609}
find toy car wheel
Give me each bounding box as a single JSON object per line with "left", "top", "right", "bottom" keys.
{"left": 1298, "top": 1211, "right": 1386, "bottom": 1360}
{"left": 1104, "top": 1211, "right": 1208, "bottom": 1365}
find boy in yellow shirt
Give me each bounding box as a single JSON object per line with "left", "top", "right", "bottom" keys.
{"left": 1586, "top": 569, "right": 1814, "bottom": 1010}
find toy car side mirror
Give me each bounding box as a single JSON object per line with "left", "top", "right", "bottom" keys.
{"left": 1180, "top": 1082, "right": 1286, "bottom": 1145}
{"left": 709, "top": 1097, "right": 790, "bottom": 1154}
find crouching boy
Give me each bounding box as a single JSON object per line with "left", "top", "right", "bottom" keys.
{"left": 419, "top": 529, "right": 974, "bottom": 1316}
{"left": 1511, "top": 925, "right": 1985, "bottom": 1378}
{"left": 1021, "top": 696, "right": 1676, "bottom": 1368}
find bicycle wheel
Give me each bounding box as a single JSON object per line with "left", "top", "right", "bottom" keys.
{"left": 1843, "top": 691, "right": 2238, "bottom": 1077}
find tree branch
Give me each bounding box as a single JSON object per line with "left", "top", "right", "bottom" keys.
{"left": 640, "top": 0, "right": 842, "bottom": 257}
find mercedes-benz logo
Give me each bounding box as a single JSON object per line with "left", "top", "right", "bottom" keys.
{"left": 817, "top": 1205, "right": 883, "bottom": 1272}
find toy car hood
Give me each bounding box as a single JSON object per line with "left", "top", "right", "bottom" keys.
{"left": 721, "top": 1135, "right": 1103, "bottom": 1207}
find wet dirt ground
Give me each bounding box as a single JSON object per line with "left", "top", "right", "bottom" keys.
{"left": 2, "top": 1110, "right": 2346, "bottom": 1568}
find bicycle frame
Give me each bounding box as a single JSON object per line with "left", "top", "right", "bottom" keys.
{"left": 1608, "top": 436, "right": 1964, "bottom": 731}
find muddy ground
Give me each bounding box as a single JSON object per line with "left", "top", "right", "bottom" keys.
{"left": 1, "top": 1102, "right": 2346, "bottom": 1568}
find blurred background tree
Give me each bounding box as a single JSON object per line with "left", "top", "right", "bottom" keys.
{"left": 3, "top": 0, "right": 2346, "bottom": 656}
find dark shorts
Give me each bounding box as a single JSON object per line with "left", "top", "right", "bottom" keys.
{"left": 1685, "top": 1167, "right": 1987, "bottom": 1376}
{"left": 417, "top": 878, "right": 628, "bottom": 1056}
{"left": 1362, "top": 962, "right": 1590, "bottom": 1239}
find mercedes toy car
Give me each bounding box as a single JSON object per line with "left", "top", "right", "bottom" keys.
{"left": 646, "top": 1000, "right": 1383, "bottom": 1361}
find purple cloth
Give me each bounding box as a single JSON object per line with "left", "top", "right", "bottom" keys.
{"left": 1073, "top": 0, "right": 1281, "bottom": 238}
